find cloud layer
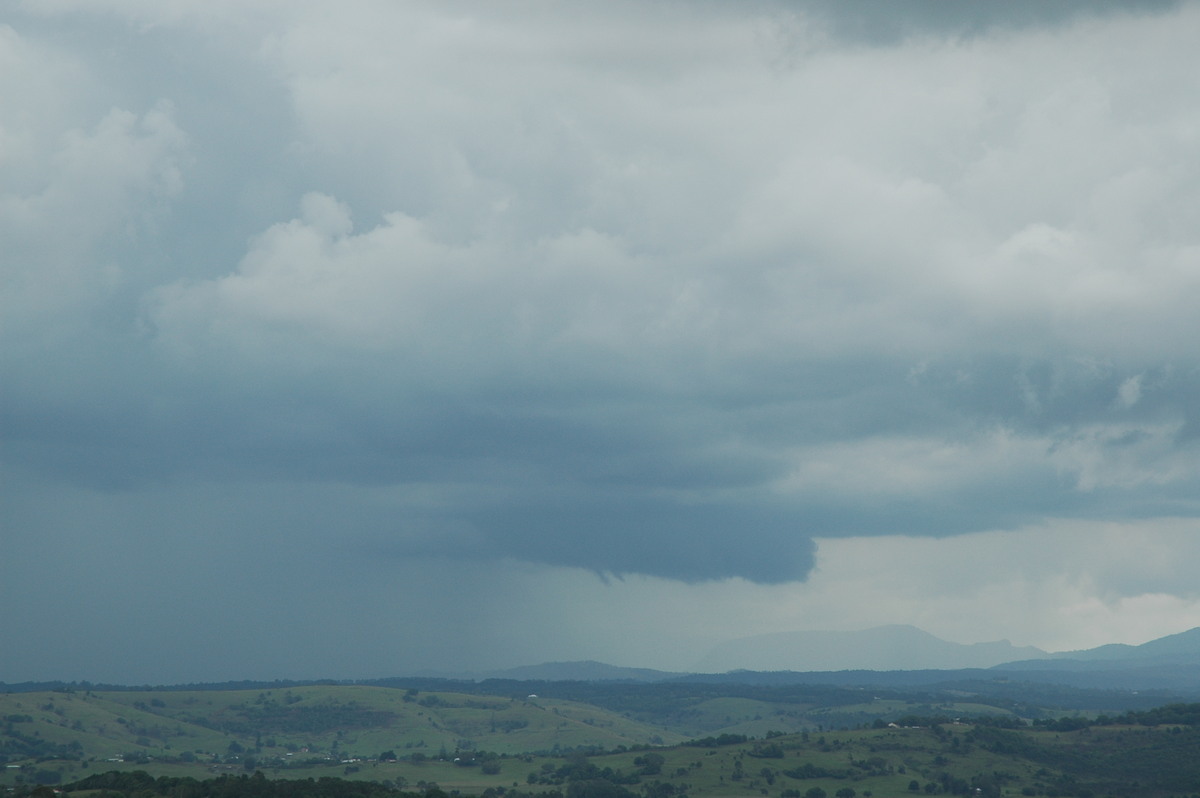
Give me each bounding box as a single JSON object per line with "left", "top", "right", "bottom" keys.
{"left": 2, "top": 0, "right": 1199, "bottom": 681}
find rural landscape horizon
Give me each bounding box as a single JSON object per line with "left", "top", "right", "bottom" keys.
{"left": 4, "top": 622, "right": 1200, "bottom": 796}
{"left": 10, "top": 622, "right": 1200, "bottom": 689}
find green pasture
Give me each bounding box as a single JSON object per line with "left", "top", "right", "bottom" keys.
{"left": 6, "top": 685, "right": 1199, "bottom": 796}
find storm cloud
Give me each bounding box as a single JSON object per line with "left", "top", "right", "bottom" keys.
{"left": 2, "top": 1, "right": 1199, "bottom": 682}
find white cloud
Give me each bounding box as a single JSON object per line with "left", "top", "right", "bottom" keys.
{"left": 128, "top": 0, "right": 1200, "bottom": 373}
{"left": 1, "top": 22, "right": 188, "bottom": 335}
{"left": 1116, "top": 374, "right": 1144, "bottom": 408}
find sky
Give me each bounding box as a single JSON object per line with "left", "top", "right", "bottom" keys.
{"left": 2, "top": 0, "right": 1200, "bottom": 686}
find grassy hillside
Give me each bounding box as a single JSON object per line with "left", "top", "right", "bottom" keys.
{"left": 9, "top": 721, "right": 1200, "bottom": 797}
{"left": 5, "top": 685, "right": 1200, "bottom": 796}
{"left": 0, "top": 684, "right": 684, "bottom": 787}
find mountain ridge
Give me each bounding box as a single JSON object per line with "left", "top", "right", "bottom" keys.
{"left": 694, "top": 623, "right": 1051, "bottom": 673}
{"left": 469, "top": 625, "right": 1200, "bottom": 689}
{"left": 996, "top": 625, "right": 1200, "bottom": 673}
{"left": 383, "top": 625, "right": 1200, "bottom": 685}
{"left": 3, "top": 626, "right": 1194, "bottom": 692}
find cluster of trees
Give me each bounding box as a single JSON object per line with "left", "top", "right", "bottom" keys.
{"left": 745, "top": 742, "right": 784, "bottom": 759}
{"left": 220, "top": 702, "right": 397, "bottom": 735}
{"left": 519, "top": 751, "right": 690, "bottom": 798}
{"left": 18, "top": 771, "right": 411, "bottom": 798}
{"left": 964, "top": 721, "right": 1200, "bottom": 794}
{"left": 779, "top": 788, "right": 859, "bottom": 798}
{"left": 0, "top": 722, "right": 84, "bottom": 764}
{"left": 781, "top": 763, "right": 846, "bottom": 780}
{"left": 1039, "top": 701, "right": 1200, "bottom": 730}
{"left": 900, "top": 771, "right": 1011, "bottom": 797}
{"left": 875, "top": 701, "right": 1200, "bottom": 734}
{"left": 525, "top": 753, "right": 642, "bottom": 788}
{"left": 681, "top": 734, "right": 746, "bottom": 748}
{"left": 18, "top": 772, "right": 578, "bottom": 798}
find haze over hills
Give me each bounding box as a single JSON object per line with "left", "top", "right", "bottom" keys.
{"left": 998, "top": 625, "right": 1200, "bottom": 673}
{"left": 3, "top": 626, "right": 1195, "bottom": 694}
{"left": 394, "top": 625, "right": 1199, "bottom": 689}
{"left": 1047, "top": 624, "right": 1200, "bottom": 664}
{"left": 694, "top": 624, "right": 1050, "bottom": 673}
{"left": 403, "top": 625, "right": 1045, "bottom": 682}
{"left": 482, "top": 661, "right": 684, "bottom": 682}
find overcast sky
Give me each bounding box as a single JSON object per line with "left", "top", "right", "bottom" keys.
{"left": 3, "top": 0, "right": 1200, "bottom": 685}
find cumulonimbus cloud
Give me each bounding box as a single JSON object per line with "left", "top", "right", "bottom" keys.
{"left": 4, "top": 1, "right": 1200, "bottom": 585}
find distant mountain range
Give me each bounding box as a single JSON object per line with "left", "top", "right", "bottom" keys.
{"left": 695, "top": 624, "right": 1049, "bottom": 672}
{"left": 987, "top": 625, "right": 1200, "bottom": 690}
{"left": 481, "top": 660, "right": 683, "bottom": 682}
{"left": 1037, "top": 625, "right": 1200, "bottom": 667}
{"left": 453, "top": 625, "right": 1200, "bottom": 694}
{"left": 2, "top": 626, "right": 1196, "bottom": 697}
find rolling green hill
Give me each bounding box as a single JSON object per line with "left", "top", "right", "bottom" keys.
{"left": 8, "top": 720, "right": 1200, "bottom": 798}
{"left": 1, "top": 684, "right": 683, "bottom": 771}
{"left": 5, "top": 684, "right": 1200, "bottom": 797}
